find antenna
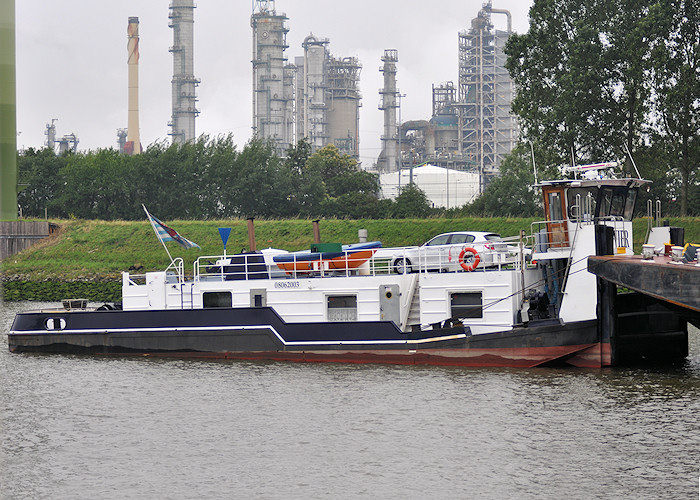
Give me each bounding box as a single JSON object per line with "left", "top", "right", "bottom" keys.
{"left": 623, "top": 143, "right": 642, "bottom": 179}
{"left": 530, "top": 142, "right": 538, "bottom": 184}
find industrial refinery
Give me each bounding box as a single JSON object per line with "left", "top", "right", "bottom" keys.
{"left": 251, "top": 1, "right": 362, "bottom": 157}
{"left": 376, "top": 1, "right": 517, "bottom": 195}
{"left": 34, "top": 0, "right": 518, "bottom": 201}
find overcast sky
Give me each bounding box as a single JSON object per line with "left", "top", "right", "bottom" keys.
{"left": 16, "top": 0, "right": 532, "bottom": 167}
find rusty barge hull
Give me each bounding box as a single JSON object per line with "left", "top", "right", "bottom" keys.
{"left": 9, "top": 307, "right": 607, "bottom": 368}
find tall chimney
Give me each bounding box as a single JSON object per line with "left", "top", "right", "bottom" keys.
{"left": 126, "top": 17, "right": 141, "bottom": 155}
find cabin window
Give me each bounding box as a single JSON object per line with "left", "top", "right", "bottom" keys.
{"left": 451, "top": 292, "right": 483, "bottom": 319}
{"left": 548, "top": 192, "right": 564, "bottom": 221}
{"left": 327, "top": 295, "right": 357, "bottom": 322}
{"left": 203, "top": 292, "right": 232, "bottom": 308}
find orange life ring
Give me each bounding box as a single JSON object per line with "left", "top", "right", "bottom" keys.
{"left": 459, "top": 247, "right": 480, "bottom": 271}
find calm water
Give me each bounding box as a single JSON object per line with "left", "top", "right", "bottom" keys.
{"left": 1, "top": 301, "right": 699, "bottom": 500}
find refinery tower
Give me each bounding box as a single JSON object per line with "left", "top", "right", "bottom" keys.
{"left": 376, "top": 1, "right": 517, "bottom": 191}
{"left": 458, "top": 1, "right": 516, "bottom": 188}
{"left": 251, "top": 0, "right": 293, "bottom": 154}
{"left": 169, "top": 0, "right": 200, "bottom": 145}
{"left": 252, "top": 1, "right": 361, "bottom": 157}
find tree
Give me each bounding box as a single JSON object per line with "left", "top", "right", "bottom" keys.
{"left": 392, "top": 184, "right": 432, "bottom": 218}
{"left": 649, "top": 0, "right": 700, "bottom": 215}
{"left": 505, "top": 0, "right": 659, "bottom": 165}
{"left": 461, "top": 144, "right": 545, "bottom": 217}
{"left": 302, "top": 144, "right": 382, "bottom": 218}
{"left": 17, "top": 147, "right": 67, "bottom": 217}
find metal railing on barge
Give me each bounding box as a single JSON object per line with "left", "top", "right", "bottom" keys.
{"left": 191, "top": 236, "right": 532, "bottom": 283}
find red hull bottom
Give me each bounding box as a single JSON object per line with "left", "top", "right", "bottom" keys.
{"left": 98, "top": 343, "right": 611, "bottom": 369}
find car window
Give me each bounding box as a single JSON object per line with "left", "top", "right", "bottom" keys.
{"left": 484, "top": 234, "right": 502, "bottom": 241}
{"left": 426, "top": 234, "right": 451, "bottom": 246}
{"left": 449, "top": 234, "right": 474, "bottom": 244}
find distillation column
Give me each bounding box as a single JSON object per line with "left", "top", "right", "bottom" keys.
{"left": 301, "top": 35, "right": 329, "bottom": 151}
{"left": 251, "top": 0, "right": 291, "bottom": 154}
{"left": 169, "top": 0, "right": 199, "bottom": 145}
{"left": 378, "top": 49, "right": 399, "bottom": 173}
{"left": 326, "top": 56, "right": 361, "bottom": 158}
{"left": 126, "top": 17, "right": 141, "bottom": 155}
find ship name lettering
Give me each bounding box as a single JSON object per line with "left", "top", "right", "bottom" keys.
{"left": 275, "top": 281, "right": 300, "bottom": 289}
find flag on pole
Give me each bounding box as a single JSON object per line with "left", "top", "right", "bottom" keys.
{"left": 143, "top": 205, "right": 200, "bottom": 249}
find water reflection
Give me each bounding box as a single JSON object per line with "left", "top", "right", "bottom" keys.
{"left": 2, "top": 301, "right": 699, "bottom": 499}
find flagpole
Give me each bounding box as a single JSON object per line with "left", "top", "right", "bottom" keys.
{"left": 142, "top": 204, "right": 175, "bottom": 265}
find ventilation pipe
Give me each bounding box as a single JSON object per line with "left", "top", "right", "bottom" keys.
{"left": 312, "top": 220, "right": 321, "bottom": 244}
{"left": 247, "top": 218, "right": 256, "bottom": 252}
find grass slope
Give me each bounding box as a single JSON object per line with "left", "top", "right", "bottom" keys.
{"left": 2, "top": 217, "right": 699, "bottom": 281}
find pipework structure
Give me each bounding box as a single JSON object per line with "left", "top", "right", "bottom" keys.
{"left": 377, "top": 49, "right": 399, "bottom": 173}
{"left": 458, "top": 1, "right": 516, "bottom": 191}
{"left": 293, "top": 35, "right": 361, "bottom": 157}
{"left": 126, "top": 16, "right": 141, "bottom": 155}
{"left": 169, "top": 0, "right": 200, "bottom": 145}
{"left": 251, "top": 0, "right": 293, "bottom": 155}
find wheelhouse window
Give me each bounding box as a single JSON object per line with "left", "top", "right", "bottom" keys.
{"left": 596, "top": 187, "right": 638, "bottom": 220}
{"left": 567, "top": 187, "right": 598, "bottom": 220}
{"left": 203, "top": 292, "right": 232, "bottom": 308}
{"left": 451, "top": 292, "right": 483, "bottom": 319}
{"left": 327, "top": 295, "right": 357, "bottom": 322}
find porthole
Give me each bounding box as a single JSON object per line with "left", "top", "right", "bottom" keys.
{"left": 45, "top": 318, "right": 67, "bottom": 331}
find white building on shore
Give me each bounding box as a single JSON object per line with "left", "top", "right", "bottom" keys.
{"left": 379, "top": 164, "right": 480, "bottom": 209}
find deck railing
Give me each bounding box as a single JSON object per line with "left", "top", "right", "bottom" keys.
{"left": 192, "top": 240, "right": 532, "bottom": 282}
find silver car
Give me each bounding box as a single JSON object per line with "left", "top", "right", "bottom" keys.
{"left": 391, "top": 231, "right": 502, "bottom": 273}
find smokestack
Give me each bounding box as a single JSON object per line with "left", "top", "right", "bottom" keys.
{"left": 126, "top": 16, "right": 141, "bottom": 155}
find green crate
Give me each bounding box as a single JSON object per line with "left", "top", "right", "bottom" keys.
{"left": 310, "top": 243, "right": 342, "bottom": 253}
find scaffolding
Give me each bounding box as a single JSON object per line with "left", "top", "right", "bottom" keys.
{"left": 251, "top": 0, "right": 292, "bottom": 155}
{"left": 169, "top": 0, "right": 200, "bottom": 145}
{"left": 458, "top": 1, "right": 517, "bottom": 192}
{"left": 432, "top": 81, "right": 457, "bottom": 117}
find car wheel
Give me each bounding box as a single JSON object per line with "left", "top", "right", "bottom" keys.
{"left": 393, "top": 257, "right": 412, "bottom": 274}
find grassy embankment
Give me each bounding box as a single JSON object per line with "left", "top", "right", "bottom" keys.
{"left": 2, "top": 217, "right": 699, "bottom": 302}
